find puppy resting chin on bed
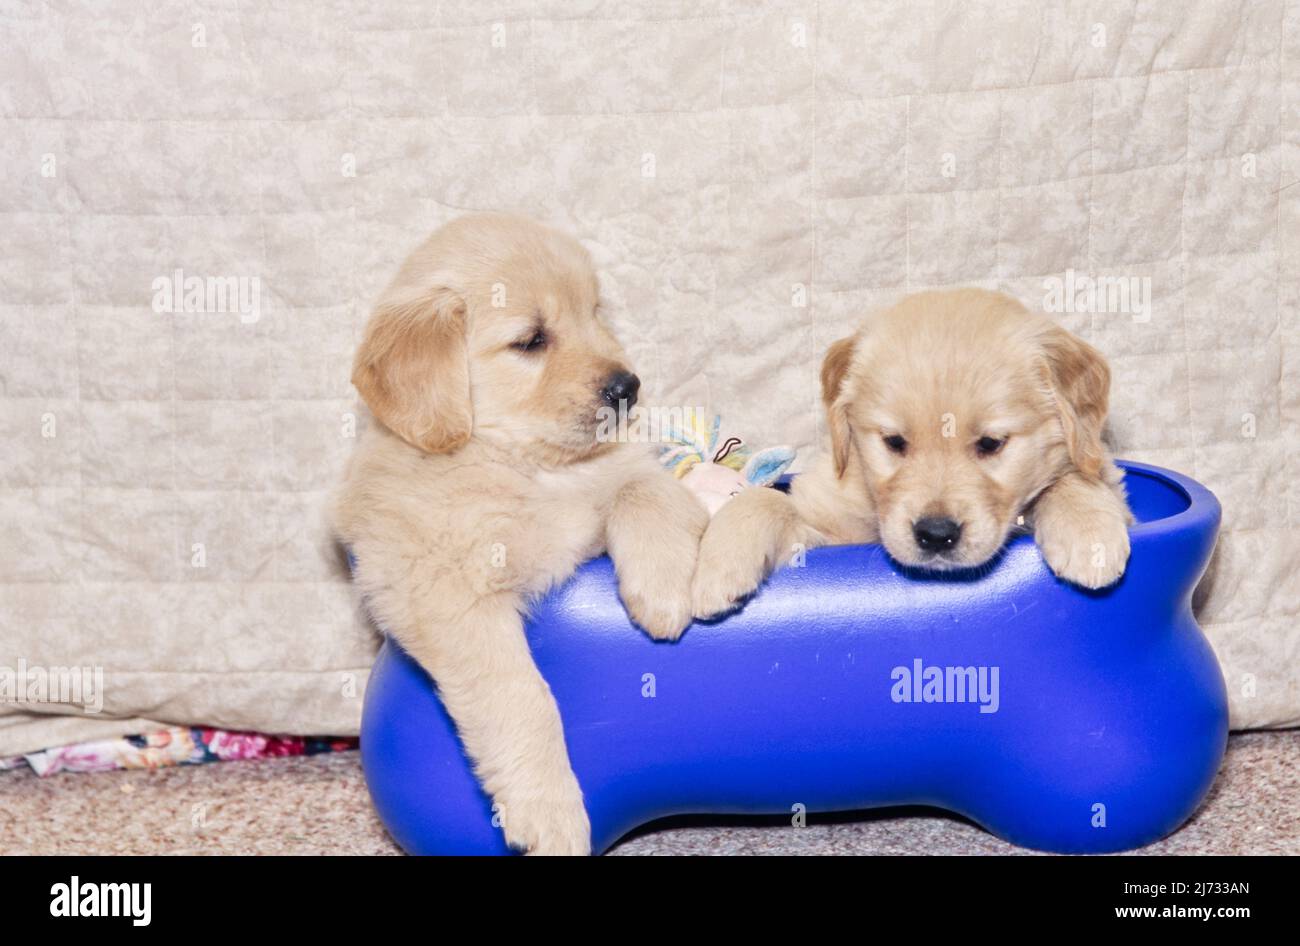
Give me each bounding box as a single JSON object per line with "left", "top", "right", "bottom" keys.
{"left": 335, "top": 214, "right": 707, "bottom": 855}
{"left": 692, "top": 288, "right": 1133, "bottom": 618}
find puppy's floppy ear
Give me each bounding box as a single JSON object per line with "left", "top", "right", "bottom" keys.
{"left": 352, "top": 284, "right": 472, "bottom": 454}
{"left": 1038, "top": 324, "right": 1111, "bottom": 480}
{"left": 821, "top": 334, "right": 857, "bottom": 479}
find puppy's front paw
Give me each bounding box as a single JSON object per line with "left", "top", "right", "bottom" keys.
{"left": 1036, "top": 512, "right": 1130, "bottom": 590}
{"left": 690, "top": 528, "right": 770, "bottom": 619}
{"left": 609, "top": 482, "right": 705, "bottom": 642}
{"left": 620, "top": 572, "right": 693, "bottom": 642}
{"left": 497, "top": 772, "right": 591, "bottom": 856}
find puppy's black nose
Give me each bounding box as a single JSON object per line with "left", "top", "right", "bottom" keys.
{"left": 601, "top": 370, "right": 640, "bottom": 410}
{"left": 914, "top": 517, "right": 962, "bottom": 553}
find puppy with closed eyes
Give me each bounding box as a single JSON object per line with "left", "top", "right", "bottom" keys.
{"left": 335, "top": 214, "right": 707, "bottom": 855}
{"left": 692, "top": 288, "right": 1132, "bottom": 617}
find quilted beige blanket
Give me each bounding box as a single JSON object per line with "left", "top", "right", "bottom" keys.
{"left": 1, "top": 0, "right": 1296, "bottom": 755}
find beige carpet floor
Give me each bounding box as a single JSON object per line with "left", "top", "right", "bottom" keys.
{"left": 1, "top": 731, "right": 1295, "bottom": 855}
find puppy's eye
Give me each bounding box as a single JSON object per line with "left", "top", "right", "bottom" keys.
{"left": 976, "top": 436, "right": 1006, "bottom": 457}
{"left": 512, "top": 330, "right": 547, "bottom": 353}
{"left": 882, "top": 433, "right": 907, "bottom": 455}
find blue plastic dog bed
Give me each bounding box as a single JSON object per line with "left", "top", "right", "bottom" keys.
{"left": 359, "top": 460, "right": 1226, "bottom": 855}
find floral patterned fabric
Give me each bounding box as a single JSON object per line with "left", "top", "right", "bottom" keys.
{"left": 0, "top": 727, "right": 357, "bottom": 777}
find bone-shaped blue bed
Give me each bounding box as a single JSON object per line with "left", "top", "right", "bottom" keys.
{"left": 358, "top": 460, "right": 1226, "bottom": 855}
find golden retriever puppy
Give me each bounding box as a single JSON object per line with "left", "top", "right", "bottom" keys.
{"left": 692, "top": 288, "right": 1132, "bottom": 617}
{"left": 335, "top": 214, "right": 707, "bottom": 855}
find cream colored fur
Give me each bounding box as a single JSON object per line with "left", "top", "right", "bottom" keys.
{"left": 335, "top": 214, "right": 707, "bottom": 856}
{"left": 693, "top": 289, "right": 1133, "bottom": 618}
